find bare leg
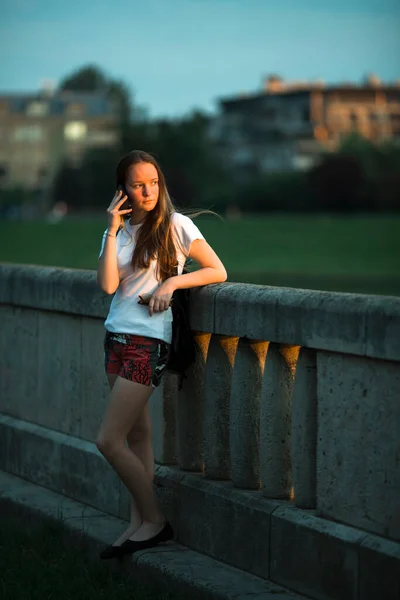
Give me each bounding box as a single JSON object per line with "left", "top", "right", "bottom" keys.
{"left": 125, "top": 404, "right": 161, "bottom": 542}
{"left": 105, "top": 375, "right": 155, "bottom": 546}
{"left": 96, "top": 377, "right": 164, "bottom": 529}
{"left": 126, "top": 402, "right": 155, "bottom": 514}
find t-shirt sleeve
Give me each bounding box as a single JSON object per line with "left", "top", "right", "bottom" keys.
{"left": 172, "top": 212, "right": 205, "bottom": 256}
{"left": 98, "top": 229, "right": 108, "bottom": 258}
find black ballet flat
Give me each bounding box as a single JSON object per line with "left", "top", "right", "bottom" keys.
{"left": 99, "top": 543, "right": 126, "bottom": 560}
{"left": 118, "top": 522, "right": 174, "bottom": 556}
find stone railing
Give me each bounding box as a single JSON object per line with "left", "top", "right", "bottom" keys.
{"left": 1, "top": 263, "right": 399, "bottom": 600}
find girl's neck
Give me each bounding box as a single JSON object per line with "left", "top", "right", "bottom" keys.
{"left": 130, "top": 211, "right": 146, "bottom": 225}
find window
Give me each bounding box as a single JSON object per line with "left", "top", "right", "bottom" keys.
{"left": 349, "top": 112, "right": 358, "bottom": 125}
{"left": 26, "top": 101, "right": 49, "bottom": 117}
{"left": 391, "top": 114, "right": 400, "bottom": 136}
{"left": 13, "top": 125, "right": 44, "bottom": 142}
{"left": 370, "top": 112, "right": 387, "bottom": 123}
{"left": 66, "top": 103, "right": 85, "bottom": 117}
{"left": 64, "top": 121, "right": 87, "bottom": 141}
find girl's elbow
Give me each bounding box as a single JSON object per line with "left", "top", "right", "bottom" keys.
{"left": 97, "top": 276, "right": 118, "bottom": 295}
{"left": 102, "top": 284, "right": 119, "bottom": 295}
{"left": 103, "top": 285, "right": 118, "bottom": 295}
{"left": 219, "top": 267, "right": 228, "bottom": 282}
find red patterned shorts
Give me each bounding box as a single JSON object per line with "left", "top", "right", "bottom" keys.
{"left": 104, "top": 332, "right": 170, "bottom": 387}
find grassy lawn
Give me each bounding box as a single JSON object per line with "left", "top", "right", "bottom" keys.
{"left": 0, "top": 213, "right": 399, "bottom": 296}
{"left": 0, "top": 514, "right": 171, "bottom": 600}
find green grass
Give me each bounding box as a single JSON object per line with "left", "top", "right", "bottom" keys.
{"left": 0, "top": 514, "right": 172, "bottom": 600}
{"left": 0, "top": 213, "right": 399, "bottom": 296}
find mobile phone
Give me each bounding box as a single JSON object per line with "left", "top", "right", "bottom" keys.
{"left": 118, "top": 185, "right": 131, "bottom": 213}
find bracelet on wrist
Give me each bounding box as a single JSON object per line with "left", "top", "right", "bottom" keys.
{"left": 106, "top": 231, "right": 117, "bottom": 238}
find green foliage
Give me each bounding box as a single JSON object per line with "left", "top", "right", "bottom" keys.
{"left": 236, "top": 171, "right": 315, "bottom": 212}
{"left": 0, "top": 514, "right": 172, "bottom": 600}
{"left": 338, "top": 133, "right": 400, "bottom": 176}
{"left": 335, "top": 134, "right": 400, "bottom": 211}
{"left": 0, "top": 188, "right": 33, "bottom": 206}
{"left": 51, "top": 147, "right": 122, "bottom": 209}
{"left": 1, "top": 215, "right": 399, "bottom": 297}
{"left": 59, "top": 64, "right": 108, "bottom": 91}
{"left": 0, "top": 188, "right": 43, "bottom": 219}
{"left": 53, "top": 66, "right": 400, "bottom": 215}
{"left": 121, "top": 111, "right": 234, "bottom": 210}
{"left": 59, "top": 64, "right": 132, "bottom": 124}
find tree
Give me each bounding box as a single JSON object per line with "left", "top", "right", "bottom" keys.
{"left": 57, "top": 68, "right": 234, "bottom": 211}
{"left": 121, "top": 111, "right": 234, "bottom": 210}
{"left": 336, "top": 133, "right": 400, "bottom": 211}
{"left": 59, "top": 64, "right": 133, "bottom": 126}
{"left": 59, "top": 65, "right": 108, "bottom": 92}
{"left": 308, "top": 154, "right": 365, "bottom": 212}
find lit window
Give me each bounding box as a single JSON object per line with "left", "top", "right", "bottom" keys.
{"left": 13, "top": 125, "right": 44, "bottom": 142}
{"left": 64, "top": 121, "right": 87, "bottom": 141}
{"left": 26, "top": 101, "right": 49, "bottom": 117}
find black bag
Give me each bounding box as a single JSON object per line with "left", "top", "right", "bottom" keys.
{"left": 166, "top": 268, "right": 196, "bottom": 388}
{"left": 117, "top": 223, "right": 196, "bottom": 388}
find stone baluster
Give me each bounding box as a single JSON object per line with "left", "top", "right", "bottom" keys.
{"left": 203, "top": 334, "right": 239, "bottom": 480}
{"left": 150, "top": 370, "right": 178, "bottom": 465}
{"left": 291, "top": 347, "right": 317, "bottom": 508}
{"left": 260, "top": 343, "right": 300, "bottom": 499}
{"left": 230, "top": 337, "right": 269, "bottom": 489}
{"left": 177, "top": 332, "right": 211, "bottom": 471}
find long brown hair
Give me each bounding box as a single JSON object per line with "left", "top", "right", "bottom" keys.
{"left": 116, "top": 150, "right": 178, "bottom": 281}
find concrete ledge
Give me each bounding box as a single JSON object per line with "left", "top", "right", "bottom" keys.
{"left": 177, "top": 472, "right": 282, "bottom": 579}
{"left": 0, "top": 263, "right": 111, "bottom": 318}
{"left": 270, "top": 505, "right": 367, "bottom": 600}
{"left": 0, "top": 414, "right": 123, "bottom": 517}
{"left": 2, "top": 413, "right": 399, "bottom": 600}
{"left": 1, "top": 264, "right": 400, "bottom": 360}
{"left": 0, "top": 471, "right": 305, "bottom": 600}
{"left": 213, "top": 282, "right": 400, "bottom": 361}
{"left": 359, "top": 534, "right": 400, "bottom": 600}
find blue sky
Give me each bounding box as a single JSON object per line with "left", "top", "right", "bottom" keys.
{"left": 1, "top": 0, "right": 399, "bottom": 118}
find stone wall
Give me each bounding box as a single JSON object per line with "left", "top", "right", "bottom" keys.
{"left": 1, "top": 263, "right": 399, "bottom": 600}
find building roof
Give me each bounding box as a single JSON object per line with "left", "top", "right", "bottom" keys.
{"left": 0, "top": 90, "right": 116, "bottom": 116}
{"left": 219, "top": 82, "right": 400, "bottom": 108}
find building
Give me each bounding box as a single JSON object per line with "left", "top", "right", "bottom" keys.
{"left": 212, "top": 74, "right": 400, "bottom": 175}
{"left": 0, "top": 89, "right": 120, "bottom": 193}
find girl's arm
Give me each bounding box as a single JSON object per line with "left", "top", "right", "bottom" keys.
{"left": 97, "top": 233, "right": 120, "bottom": 294}
{"left": 148, "top": 239, "right": 227, "bottom": 315}
{"left": 173, "top": 239, "right": 227, "bottom": 289}
{"left": 97, "top": 189, "right": 131, "bottom": 294}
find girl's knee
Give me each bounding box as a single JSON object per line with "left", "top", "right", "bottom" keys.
{"left": 96, "top": 434, "right": 122, "bottom": 458}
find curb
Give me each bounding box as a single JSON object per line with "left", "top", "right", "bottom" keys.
{"left": 0, "top": 471, "right": 307, "bottom": 600}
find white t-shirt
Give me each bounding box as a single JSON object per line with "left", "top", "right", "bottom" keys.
{"left": 99, "top": 212, "right": 205, "bottom": 344}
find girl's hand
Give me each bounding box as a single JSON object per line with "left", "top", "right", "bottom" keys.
{"left": 106, "top": 189, "right": 132, "bottom": 233}
{"left": 148, "top": 280, "right": 176, "bottom": 316}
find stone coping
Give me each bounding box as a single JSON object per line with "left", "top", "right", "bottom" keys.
{"left": 1, "top": 263, "right": 399, "bottom": 361}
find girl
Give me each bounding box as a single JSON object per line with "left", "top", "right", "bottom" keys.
{"left": 96, "top": 150, "right": 227, "bottom": 559}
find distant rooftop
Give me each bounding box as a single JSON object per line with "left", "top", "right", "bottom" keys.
{"left": 0, "top": 89, "right": 116, "bottom": 117}
{"left": 220, "top": 74, "right": 400, "bottom": 106}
